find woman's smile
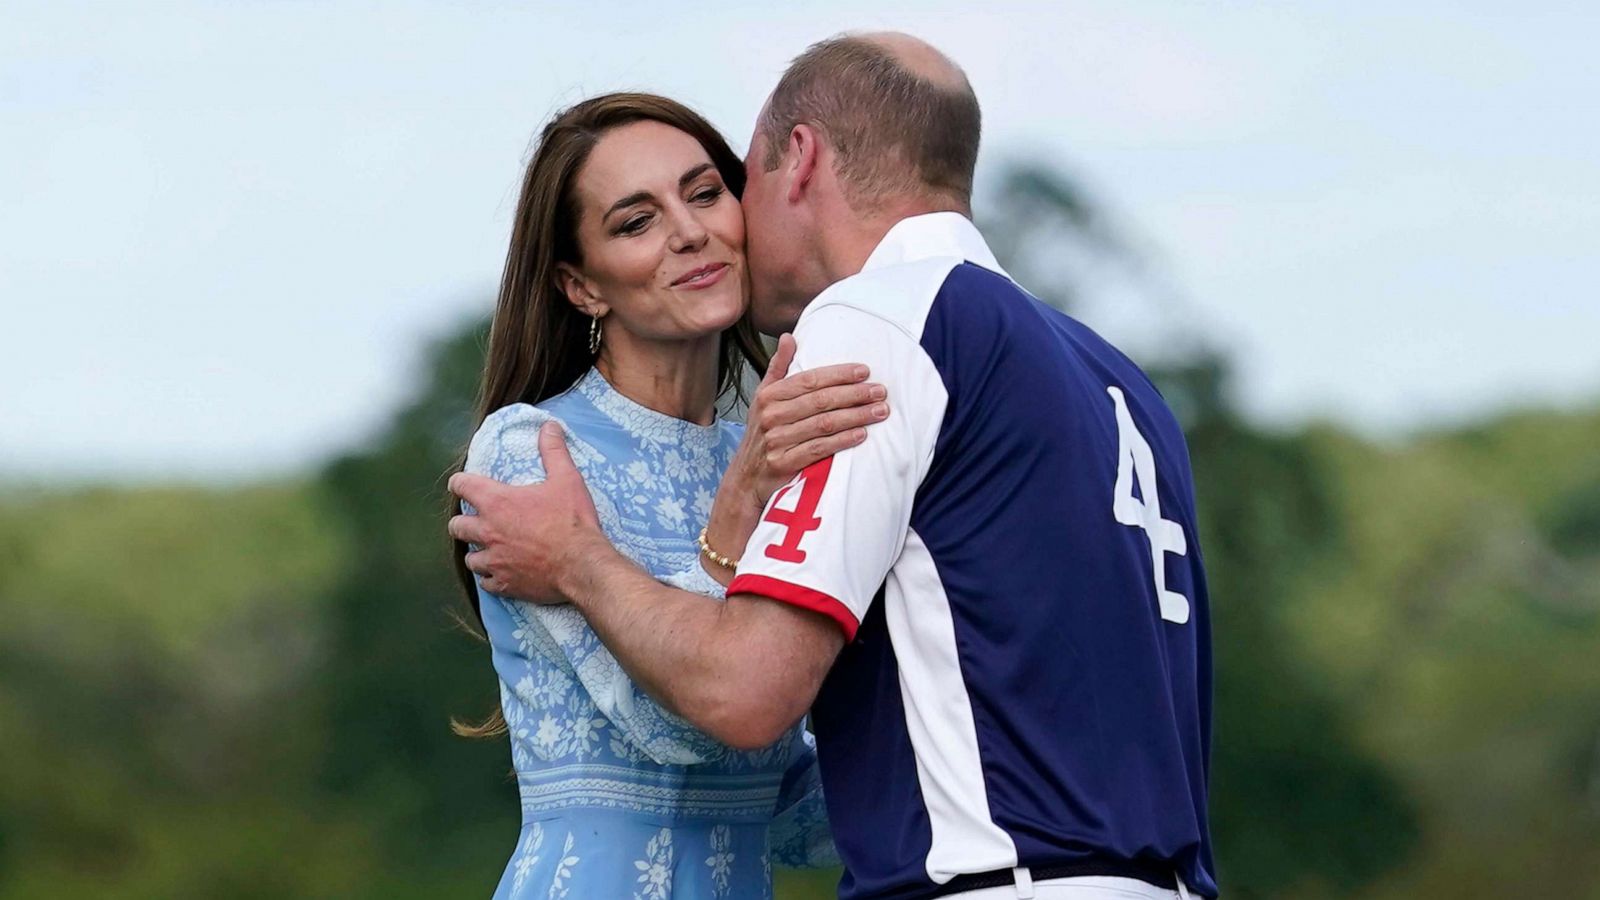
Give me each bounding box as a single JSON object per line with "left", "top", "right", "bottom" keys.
{"left": 671, "top": 262, "right": 731, "bottom": 290}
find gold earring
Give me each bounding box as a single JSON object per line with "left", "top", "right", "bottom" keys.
{"left": 588, "top": 314, "right": 602, "bottom": 355}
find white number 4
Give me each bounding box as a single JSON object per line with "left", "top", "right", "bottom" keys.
{"left": 1108, "top": 386, "right": 1190, "bottom": 624}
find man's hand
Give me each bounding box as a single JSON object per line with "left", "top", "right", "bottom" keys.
{"left": 448, "top": 421, "right": 607, "bottom": 602}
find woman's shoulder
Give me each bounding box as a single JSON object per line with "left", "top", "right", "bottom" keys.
{"left": 474, "top": 401, "right": 562, "bottom": 435}
{"left": 464, "top": 403, "right": 566, "bottom": 480}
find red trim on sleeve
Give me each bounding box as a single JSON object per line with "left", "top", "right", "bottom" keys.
{"left": 728, "top": 573, "right": 859, "bottom": 641}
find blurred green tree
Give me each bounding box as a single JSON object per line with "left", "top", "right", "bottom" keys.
{"left": 313, "top": 322, "right": 515, "bottom": 895}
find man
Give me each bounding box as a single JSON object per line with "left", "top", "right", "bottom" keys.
{"left": 451, "top": 32, "right": 1217, "bottom": 900}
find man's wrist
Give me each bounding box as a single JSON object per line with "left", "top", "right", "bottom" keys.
{"left": 553, "top": 528, "right": 618, "bottom": 604}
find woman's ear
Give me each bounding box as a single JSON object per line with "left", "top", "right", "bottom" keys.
{"left": 556, "top": 262, "right": 609, "bottom": 318}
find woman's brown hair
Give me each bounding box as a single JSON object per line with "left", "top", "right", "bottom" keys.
{"left": 450, "top": 93, "right": 769, "bottom": 737}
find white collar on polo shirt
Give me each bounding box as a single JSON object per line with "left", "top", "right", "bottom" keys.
{"left": 859, "top": 211, "right": 1013, "bottom": 281}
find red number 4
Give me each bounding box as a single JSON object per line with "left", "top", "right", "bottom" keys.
{"left": 762, "top": 457, "right": 834, "bottom": 563}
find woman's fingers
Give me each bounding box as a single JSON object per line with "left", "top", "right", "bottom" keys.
{"left": 768, "top": 429, "right": 869, "bottom": 475}
{"left": 761, "top": 362, "right": 871, "bottom": 404}
{"left": 761, "top": 381, "right": 888, "bottom": 430}
{"left": 766, "top": 400, "right": 889, "bottom": 452}
{"left": 762, "top": 333, "right": 797, "bottom": 387}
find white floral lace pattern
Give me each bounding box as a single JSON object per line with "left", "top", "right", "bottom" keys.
{"left": 705, "top": 824, "right": 735, "bottom": 897}
{"left": 469, "top": 369, "right": 836, "bottom": 899}
{"left": 547, "top": 832, "right": 578, "bottom": 900}
{"left": 632, "top": 827, "right": 674, "bottom": 900}
{"left": 510, "top": 823, "right": 543, "bottom": 895}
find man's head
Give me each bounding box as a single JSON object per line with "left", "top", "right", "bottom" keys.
{"left": 741, "top": 32, "right": 982, "bottom": 333}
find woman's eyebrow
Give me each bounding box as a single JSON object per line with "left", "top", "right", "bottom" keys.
{"left": 678, "top": 162, "right": 715, "bottom": 188}
{"left": 603, "top": 164, "right": 718, "bottom": 220}
{"left": 604, "top": 190, "right": 653, "bottom": 220}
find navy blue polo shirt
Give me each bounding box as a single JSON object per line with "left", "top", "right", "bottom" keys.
{"left": 730, "top": 212, "right": 1217, "bottom": 899}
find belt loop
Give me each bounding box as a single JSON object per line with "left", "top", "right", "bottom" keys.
{"left": 1175, "top": 873, "right": 1192, "bottom": 900}
{"left": 1012, "top": 866, "right": 1035, "bottom": 899}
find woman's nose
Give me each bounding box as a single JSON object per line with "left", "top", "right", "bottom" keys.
{"left": 666, "top": 207, "right": 709, "bottom": 253}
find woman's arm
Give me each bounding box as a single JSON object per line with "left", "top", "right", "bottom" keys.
{"left": 699, "top": 334, "right": 890, "bottom": 585}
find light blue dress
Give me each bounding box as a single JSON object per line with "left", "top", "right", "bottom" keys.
{"left": 464, "top": 368, "right": 837, "bottom": 900}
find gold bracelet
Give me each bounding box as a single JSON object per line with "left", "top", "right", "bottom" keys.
{"left": 697, "top": 527, "right": 739, "bottom": 570}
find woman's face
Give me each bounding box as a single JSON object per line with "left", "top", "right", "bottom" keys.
{"left": 562, "top": 120, "right": 747, "bottom": 347}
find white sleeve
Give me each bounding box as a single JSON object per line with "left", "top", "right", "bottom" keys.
{"left": 727, "top": 303, "right": 947, "bottom": 638}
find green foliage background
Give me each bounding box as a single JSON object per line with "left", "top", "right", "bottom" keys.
{"left": 2, "top": 164, "right": 1596, "bottom": 898}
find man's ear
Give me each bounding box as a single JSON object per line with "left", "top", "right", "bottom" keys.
{"left": 786, "top": 123, "right": 822, "bottom": 205}
{"left": 555, "top": 262, "right": 608, "bottom": 318}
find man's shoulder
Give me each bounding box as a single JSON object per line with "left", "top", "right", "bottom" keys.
{"left": 799, "top": 255, "right": 969, "bottom": 342}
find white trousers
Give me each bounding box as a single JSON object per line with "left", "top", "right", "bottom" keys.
{"left": 944, "top": 872, "right": 1195, "bottom": 900}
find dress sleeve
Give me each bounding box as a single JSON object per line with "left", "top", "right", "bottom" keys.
{"left": 769, "top": 727, "right": 841, "bottom": 868}
{"left": 659, "top": 558, "right": 728, "bottom": 599}
{"left": 464, "top": 404, "right": 726, "bottom": 766}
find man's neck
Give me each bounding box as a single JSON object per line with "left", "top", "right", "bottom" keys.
{"left": 817, "top": 198, "right": 968, "bottom": 285}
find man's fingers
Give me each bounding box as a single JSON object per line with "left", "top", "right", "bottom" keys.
{"left": 463, "top": 547, "right": 493, "bottom": 576}
{"left": 764, "top": 361, "right": 871, "bottom": 403}
{"left": 537, "top": 421, "right": 579, "bottom": 479}
{"left": 762, "top": 333, "right": 797, "bottom": 387}
{"left": 448, "top": 513, "right": 488, "bottom": 546}
{"left": 464, "top": 550, "right": 510, "bottom": 596}
{"left": 448, "top": 471, "right": 500, "bottom": 507}
{"left": 764, "top": 383, "right": 889, "bottom": 429}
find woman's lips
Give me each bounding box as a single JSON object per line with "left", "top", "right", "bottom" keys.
{"left": 672, "top": 262, "right": 730, "bottom": 289}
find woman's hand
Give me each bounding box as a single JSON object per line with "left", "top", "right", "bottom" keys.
{"left": 700, "top": 334, "right": 889, "bottom": 584}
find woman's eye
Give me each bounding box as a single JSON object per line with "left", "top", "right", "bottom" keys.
{"left": 618, "top": 215, "right": 650, "bottom": 235}
{"left": 692, "top": 186, "right": 723, "bottom": 204}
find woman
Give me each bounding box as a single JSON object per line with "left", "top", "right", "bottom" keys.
{"left": 453, "top": 93, "right": 887, "bottom": 898}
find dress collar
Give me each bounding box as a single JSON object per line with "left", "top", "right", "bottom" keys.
{"left": 574, "top": 367, "right": 724, "bottom": 454}
{"left": 860, "top": 211, "right": 1012, "bottom": 280}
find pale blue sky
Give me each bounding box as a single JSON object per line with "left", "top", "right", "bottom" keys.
{"left": 3, "top": 1, "right": 1596, "bottom": 479}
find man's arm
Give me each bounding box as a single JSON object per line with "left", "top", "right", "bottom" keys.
{"left": 450, "top": 308, "right": 936, "bottom": 748}
{"left": 451, "top": 421, "right": 844, "bottom": 750}
{"left": 558, "top": 523, "right": 844, "bottom": 750}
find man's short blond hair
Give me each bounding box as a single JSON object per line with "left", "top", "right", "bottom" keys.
{"left": 760, "top": 34, "right": 982, "bottom": 211}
